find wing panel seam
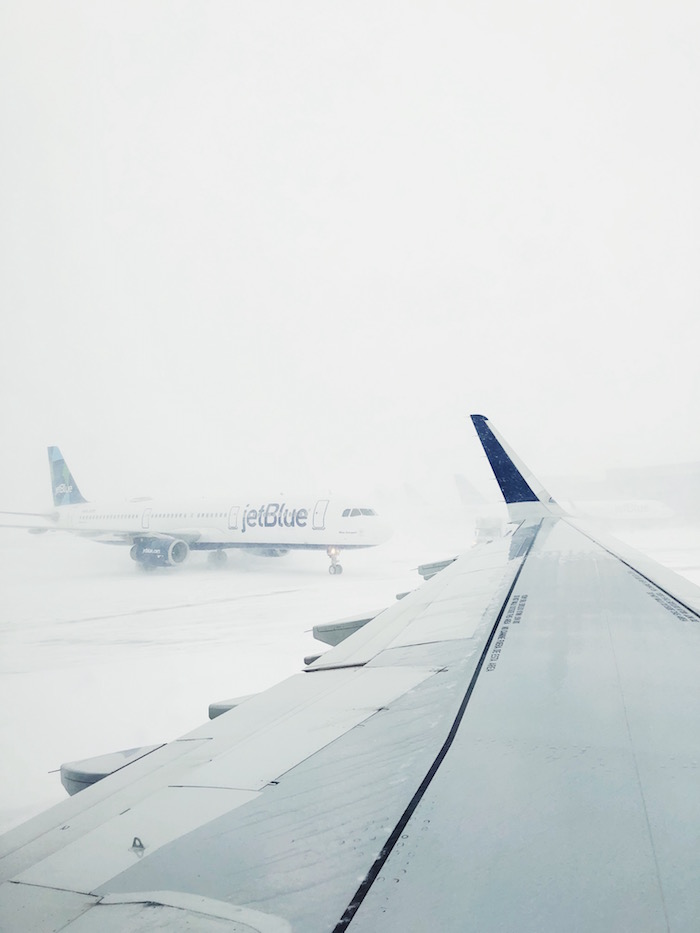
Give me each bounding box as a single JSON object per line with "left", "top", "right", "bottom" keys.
{"left": 567, "top": 520, "right": 700, "bottom": 622}
{"left": 333, "top": 520, "right": 543, "bottom": 931}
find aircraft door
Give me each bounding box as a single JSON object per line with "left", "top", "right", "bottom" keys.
{"left": 228, "top": 506, "right": 240, "bottom": 530}
{"left": 141, "top": 508, "right": 151, "bottom": 530}
{"left": 312, "top": 499, "right": 329, "bottom": 530}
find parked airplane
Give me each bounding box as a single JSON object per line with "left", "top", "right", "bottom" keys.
{"left": 2, "top": 415, "right": 700, "bottom": 931}
{"left": 0, "top": 446, "right": 391, "bottom": 573}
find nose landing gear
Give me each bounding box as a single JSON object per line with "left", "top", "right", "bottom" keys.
{"left": 327, "top": 546, "right": 343, "bottom": 575}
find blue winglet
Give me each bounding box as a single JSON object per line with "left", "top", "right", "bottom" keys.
{"left": 470, "top": 415, "right": 541, "bottom": 504}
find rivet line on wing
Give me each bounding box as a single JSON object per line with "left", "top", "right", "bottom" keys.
{"left": 332, "top": 520, "right": 543, "bottom": 931}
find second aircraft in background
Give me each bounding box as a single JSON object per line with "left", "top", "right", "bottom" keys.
{"left": 0, "top": 447, "right": 392, "bottom": 573}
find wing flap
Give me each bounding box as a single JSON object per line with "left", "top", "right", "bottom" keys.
{"left": 0, "top": 884, "right": 289, "bottom": 932}
{"left": 91, "top": 646, "right": 492, "bottom": 927}
{"left": 0, "top": 882, "right": 97, "bottom": 933}
{"left": 15, "top": 787, "right": 260, "bottom": 893}
{"left": 173, "top": 665, "right": 437, "bottom": 791}
{"left": 307, "top": 526, "right": 537, "bottom": 670}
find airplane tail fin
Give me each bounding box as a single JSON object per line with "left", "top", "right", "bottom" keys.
{"left": 470, "top": 415, "right": 563, "bottom": 519}
{"left": 454, "top": 473, "right": 487, "bottom": 507}
{"left": 48, "top": 447, "right": 87, "bottom": 506}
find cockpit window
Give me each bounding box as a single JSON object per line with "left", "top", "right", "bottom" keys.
{"left": 360, "top": 508, "right": 376, "bottom": 516}
{"left": 342, "top": 508, "right": 350, "bottom": 517}
{"left": 350, "top": 508, "right": 361, "bottom": 517}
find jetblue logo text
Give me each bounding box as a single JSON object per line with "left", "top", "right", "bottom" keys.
{"left": 241, "top": 503, "right": 308, "bottom": 533}
{"left": 54, "top": 483, "right": 73, "bottom": 495}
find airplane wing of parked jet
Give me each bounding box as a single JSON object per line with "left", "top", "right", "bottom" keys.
{"left": 2, "top": 414, "right": 700, "bottom": 931}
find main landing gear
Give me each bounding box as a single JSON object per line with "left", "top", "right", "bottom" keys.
{"left": 208, "top": 549, "right": 228, "bottom": 566}
{"left": 327, "top": 546, "right": 343, "bottom": 575}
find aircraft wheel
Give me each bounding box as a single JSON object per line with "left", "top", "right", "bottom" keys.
{"left": 329, "top": 564, "right": 336, "bottom": 575}
{"left": 336, "top": 564, "right": 343, "bottom": 575}
{"left": 208, "top": 549, "right": 227, "bottom": 565}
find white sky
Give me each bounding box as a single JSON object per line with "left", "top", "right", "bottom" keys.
{"left": 1, "top": 1, "right": 699, "bottom": 509}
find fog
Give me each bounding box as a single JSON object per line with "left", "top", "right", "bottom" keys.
{"left": 1, "top": 2, "right": 700, "bottom": 832}
{"left": 1, "top": 1, "right": 700, "bottom": 511}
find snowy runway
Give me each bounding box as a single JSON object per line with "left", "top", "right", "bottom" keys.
{"left": 2, "top": 517, "right": 699, "bottom": 834}
{"left": 0, "top": 524, "right": 432, "bottom": 832}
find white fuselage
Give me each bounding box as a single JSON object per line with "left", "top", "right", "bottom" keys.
{"left": 55, "top": 495, "right": 391, "bottom": 552}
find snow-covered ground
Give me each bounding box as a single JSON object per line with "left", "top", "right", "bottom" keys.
{"left": 2, "top": 515, "right": 700, "bottom": 834}
{"left": 0, "top": 515, "right": 463, "bottom": 833}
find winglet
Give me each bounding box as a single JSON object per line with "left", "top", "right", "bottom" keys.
{"left": 48, "top": 446, "right": 87, "bottom": 506}
{"left": 470, "top": 415, "right": 562, "bottom": 518}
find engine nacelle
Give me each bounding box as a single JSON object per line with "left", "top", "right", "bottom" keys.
{"left": 130, "top": 537, "right": 189, "bottom": 567}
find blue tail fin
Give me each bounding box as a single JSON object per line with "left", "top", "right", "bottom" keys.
{"left": 470, "top": 415, "right": 562, "bottom": 518}
{"left": 48, "top": 447, "right": 87, "bottom": 506}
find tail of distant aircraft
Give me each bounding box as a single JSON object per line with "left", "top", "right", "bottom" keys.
{"left": 453, "top": 473, "right": 487, "bottom": 507}
{"left": 48, "top": 446, "right": 87, "bottom": 507}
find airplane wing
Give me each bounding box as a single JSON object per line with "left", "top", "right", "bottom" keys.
{"left": 0, "top": 513, "right": 205, "bottom": 548}
{"left": 0, "top": 511, "right": 57, "bottom": 532}
{"left": 2, "top": 415, "right": 700, "bottom": 931}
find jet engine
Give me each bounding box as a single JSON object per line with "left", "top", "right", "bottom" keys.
{"left": 130, "top": 537, "right": 189, "bottom": 567}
